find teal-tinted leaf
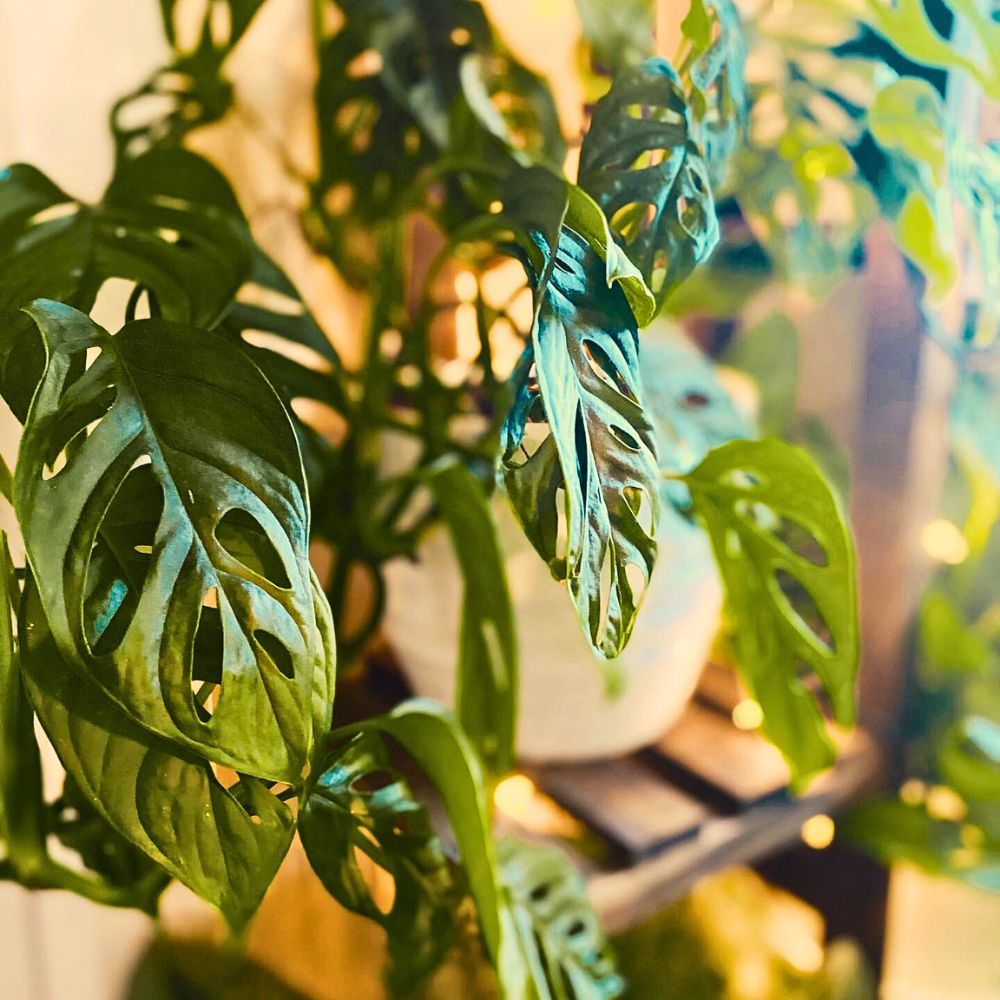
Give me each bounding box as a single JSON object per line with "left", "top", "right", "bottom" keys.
{"left": 19, "top": 577, "right": 294, "bottom": 930}
{"left": 112, "top": 1, "right": 266, "bottom": 161}
{"left": 300, "top": 730, "right": 456, "bottom": 994}
{"left": 578, "top": 57, "right": 718, "bottom": 314}
{"left": 499, "top": 837, "right": 624, "bottom": 1000}
{"left": 340, "top": 700, "right": 528, "bottom": 999}
{"left": 425, "top": 459, "right": 518, "bottom": 776}
{"left": 15, "top": 302, "right": 327, "bottom": 783}
{"left": 681, "top": 438, "right": 859, "bottom": 787}
{"left": 500, "top": 227, "right": 660, "bottom": 661}
{"left": 0, "top": 150, "right": 253, "bottom": 418}
{"left": 680, "top": 0, "right": 748, "bottom": 183}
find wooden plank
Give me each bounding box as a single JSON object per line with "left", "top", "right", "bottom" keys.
{"left": 587, "top": 729, "right": 882, "bottom": 934}
{"left": 652, "top": 701, "right": 790, "bottom": 808}
{"left": 533, "top": 758, "right": 711, "bottom": 862}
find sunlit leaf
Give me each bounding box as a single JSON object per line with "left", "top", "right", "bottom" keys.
{"left": 681, "top": 438, "right": 859, "bottom": 787}
{"left": 15, "top": 301, "right": 328, "bottom": 783}
{"left": 574, "top": 0, "right": 656, "bottom": 73}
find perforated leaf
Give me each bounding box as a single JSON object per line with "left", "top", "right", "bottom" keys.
{"left": 15, "top": 301, "right": 328, "bottom": 783}
{"left": 113, "top": 1, "right": 267, "bottom": 160}
{"left": 578, "top": 57, "right": 719, "bottom": 315}
{"left": 0, "top": 150, "right": 253, "bottom": 418}
{"left": 681, "top": 438, "right": 859, "bottom": 787}
{"left": 337, "top": 700, "right": 529, "bottom": 999}
{"left": 499, "top": 837, "right": 624, "bottom": 1000}
{"left": 300, "top": 730, "right": 457, "bottom": 994}
{"left": 19, "top": 577, "right": 294, "bottom": 930}
{"left": 679, "top": 0, "right": 748, "bottom": 182}
{"left": 501, "top": 224, "right": 660, "bottom": 661}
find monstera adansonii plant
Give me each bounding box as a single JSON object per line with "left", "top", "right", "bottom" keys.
{"left": 0, "top": 0, "right": 860, "bottom": 995}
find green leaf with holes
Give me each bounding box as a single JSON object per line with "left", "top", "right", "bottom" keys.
{"left": 15, "top": 301, "right": 329, "bottom": 783}
{"left": 578, "top": 57, "right": 718, "bottom": 316}
{"left": 500, "top": 224, "right": 660, "bottom": 661}
{"left": 18, "top": 576, "right": 294, "bottom": 930}
{"left": 681, "top": 438, "right": 859, "bottom": 788}
{"left": 219, "top": 248, "right": 351, "bottom": 495}
{"left": 0, "top": 149, "right": 253, "bottom": 419}
{"left": 113, "top": 1, "right": 267, "bottom": 161}
{"left": 300, "top": 730, "right": 457, "bottom": 995}
{"left": 679, "top": 0, "right": 748, "bottom": 183}
{"left": 336, "top": 700, "right": 529, "bottom": 999}
{"left": 424, "top": 459, "right": 518, "bottom": 776}
{"left": 499, "top": 837, "right": 625, "bottom": 1000}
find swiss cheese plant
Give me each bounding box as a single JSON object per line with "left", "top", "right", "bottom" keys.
{"left": 9, "top": 0, "right": 993, "bottom": 992}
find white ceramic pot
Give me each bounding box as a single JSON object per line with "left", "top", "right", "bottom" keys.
{"left": 382, "top": 497, "right": 722, "bottom": 761}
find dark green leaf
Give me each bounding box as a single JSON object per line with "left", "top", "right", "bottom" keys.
{"left": 15, "top": 301, "right": 329, "bottom": 783}
{"left": 681, "top": 438, "right": 859, "bottom": 787}
{"left": 0, "top": 150, "right": 253, "bottom": 418}
{"left": 300, "top": 730, "right": 457, "bottom": 994}
{"left": 339, "top": 700, "right": 529, "bottom": 999}
{"left": 499, "top": 837, "right": 624, "bottom": 1000}
{"left": 112, "top": 1, "right": 266, "bottom": 161}
{"left": 425, "top": 459, "right": 518, "bottom": 776}
{"left": 19, "top": 576, "right": 294, "bottom": 930}
{"left": 500, "top": 225, "right": 660, "bottom": 661}
{"left": 578, "top": 57, "right": 718, "bottom": 315}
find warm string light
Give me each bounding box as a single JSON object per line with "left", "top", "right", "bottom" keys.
{"left": 921, "top": 519, "right": 970, "bottom": 564}
{"left": 800, "top": 813, "right": 835, "bottom": 849}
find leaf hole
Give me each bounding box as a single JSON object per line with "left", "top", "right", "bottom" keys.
{"left": 351, "top": 770, "right": 395, "bottom": 794}
{"left": 236, "top": 282, "right": 305, "bottom": 317}
{"left": 582, "top": 340, "right": 636, "bottom": 401}
{"left": 322, "top": 181, "right": 354, "bottom": 216}
{"left": 775, "top": 517, "right": 828, "bottom": 567}
{"left": 240, "top": 330, "right": 334, "bottom": 374}
{"left": 215, "top": 508, "right": 292, "bottom": 589}
{"left": 255, "top": 629, "right": 295, "bottom": 680}
{"left": 191, "top": 680, "right": 218, "bottom": 722}
{"left": 609, "top": 201, "right": 657, "bottom": 244}
{"left": 651, "top": 248, "right": 669, "bottom": 294}
{"left": 773, "top": 569, "right": 835, "bottom": 654}
{"left": 609, "top": 424, "right": 641, "bottom": 451}
{"left": 625, "top": 103, "right": 684, "bottom": 125}
{"left": 41, "top": 385, "right": 117, "bottom": 481}
{"left": 347, "top": 48, "right": 383, "bottom": 78}
{"left": 290, "top": 397, "right": 349, "bottom": 447}
{"left": 208, "top": 0, "right": 232, "bottom": 47}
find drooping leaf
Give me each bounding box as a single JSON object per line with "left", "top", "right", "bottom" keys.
{"left": 579, "top": 58, "right": 719, "bottom": 314}
{"left": 112, "top": 1, "right": 267, "bottom": 161}
{"left": 15, "top": 301, "right": 328, "bottom": 783}
{"left": 337, "top": 700, "right": 529, "bottom": 999}
{"left": 681, "top": 438, "right": 859, "bottom": 787}
{"left": 500, "top": 224, "right": 660, "bottom": 661}
{"left": 0, "top": 149, "right": 253, "bottom": 418}
{"left": 499, "top": 837, "right": 625, "bottom": 1000}
{"left": 299, "top": 730, "right": 457, "bottom": 995}
{"left": 679, "top": 0, "right": 748, "bottom": 183}
{"left": 425, "top": 458, "right": 518, "bottom": 776}
{"left": 19, "top": 576, "right": 294, "bottom": 930}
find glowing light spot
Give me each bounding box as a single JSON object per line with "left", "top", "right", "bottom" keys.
{"left": 494, "top": 774, "right": 536, "bottom": 819}
{"left": 801, "top": 813, "right": 835, "bottom": 849}
{"left": 454, "top": 270, "right": 478, "bottom": 303}
{"left": 899, "top": 778, "right": 927, "bottom": 806}
{"left": 960, "top": 824, "right": 985, "bottom": 848}
{"left": 450, "top": 26, "right": 472, "bottom": 45}
{"left": 455, "top": 302, "right": 479, "bottom": 359}
{"left": 926, "top": 785, "right": 967, "bottom": 822}
{"left": 489, "top": 200, "right": 504, "bottom": 214}
{"left": 921, "top": 519, "right": 969, "bottom": 565}
{"left": 732, "top": 698, "right": 764, "bottom": 731}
